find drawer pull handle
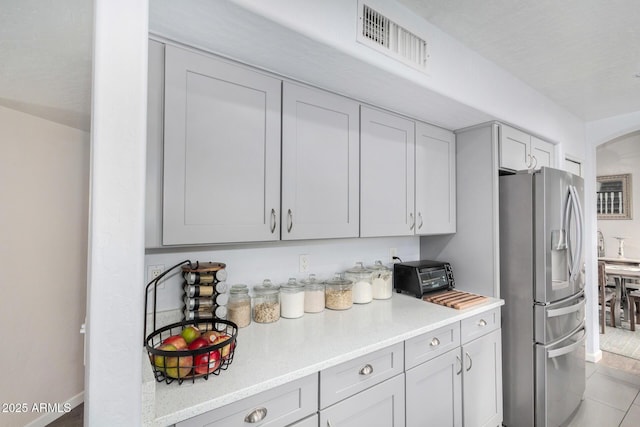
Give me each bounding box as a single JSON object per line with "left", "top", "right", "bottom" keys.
{"left": 244, "top": 407, "right": 267, "bottom": 423}
{"left": 478, "top": 319, "right": 487, "bottom": 327}
{"left": 430, "top": 337, "right": 440, "bottom": 347}
{"left": 287, "top": 209, "right": 293, "bottom": 233}
{"left": 359, "top": 364, "right": 374, "bottom": 376}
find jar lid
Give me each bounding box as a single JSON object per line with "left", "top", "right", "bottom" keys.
{"left": 325, "top": 273, "right": 353, "bottom": 287}
{"left": 301, "top": 274, "right": 324, "bottom": 289}
{"left": 230, "top": 284, "right": 249, "bottom": 294}
{"left": 254, "top": 279, "right": 280, "bottom": 295}
{"left": 368, "top": 260, "right": 392, "bottom": 272}
{"left": 281, "top": 277, "right": 304, "bottom": 292}
{"left": 345, "top": 261, "right": 372, "bottom": 275}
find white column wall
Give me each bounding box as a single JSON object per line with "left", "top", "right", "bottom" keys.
{"left": 85, "top": 0, "right": 148, "bottom": 425}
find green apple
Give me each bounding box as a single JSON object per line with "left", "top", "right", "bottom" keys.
{"left": 181, "top": 325, "right": 201, "bottom": 345}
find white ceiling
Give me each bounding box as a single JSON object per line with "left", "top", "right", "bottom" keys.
{"left": 398, "top": 0, "right": 640, "bottom": 122}
{"left": 0, "top": 0, "right": 93, "bottom": 131}
{"left": 2, "top": 1, "right": 640, "bottom": 131}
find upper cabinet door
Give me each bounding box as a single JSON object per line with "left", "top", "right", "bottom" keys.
{"left": 531, "top": 135, "right": 555, "bottom": 169}
{"left": 499, "top": 124, "right": 530, "bottom": 171}
{"left": 281, "top": 82, "right": 360, "bottom": 240}
{"left": 360, "top": 106, "right": 415, "bottom": 237}
{"left": 162, "top": 45, "right": 281, "bottom": 245}
{"left": 415, "top": 122, "right": 456, "bottom": 235}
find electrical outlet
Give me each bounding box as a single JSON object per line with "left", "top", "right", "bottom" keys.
{"left": 147, "top": 265, "right": 165, "bottom": 288}
{"left": 389, "top": 248, "right": 398, "bottom": 263}
{"left": 299, "top": 254, "right": 310, "bottom": 273}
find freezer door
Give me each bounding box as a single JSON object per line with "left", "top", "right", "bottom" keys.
{"left": 535, "top": 326, "right": 585, "bottom": 427}
{"left": 534, "top": 167, "right": 585, "bottom": 303}
{"left": 534, "top": 292, "right": 585, "bottom": 344}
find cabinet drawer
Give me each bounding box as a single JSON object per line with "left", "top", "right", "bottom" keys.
{"left": 319, "top": 374, "right": 405, "bottom": 427}
{"left": 461, "top": 307, "right": 500, "bottom": 344}
{"left": 405, "top": 322, "right": 460, "bottom": 370}
{"left": 320, "top": 342, "right": 403, "bottom": 409}
{"left": 175, "top": 374, "right": 318, "bottom": 427}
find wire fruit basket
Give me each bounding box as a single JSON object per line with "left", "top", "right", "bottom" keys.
{"left": 144, "top": 260, "right": 238, "bottom": 385}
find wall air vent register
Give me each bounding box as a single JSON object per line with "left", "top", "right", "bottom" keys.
{"left": 357, "top": 1, "right": 429, "bottom": 72}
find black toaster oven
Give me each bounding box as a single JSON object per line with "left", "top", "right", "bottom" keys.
{"left": 393, "top": 260, "right": 455, "bottom": 298}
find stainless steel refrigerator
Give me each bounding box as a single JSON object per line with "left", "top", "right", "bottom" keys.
{"left": 499, "top": 167, "right": 586, "bottom": 427}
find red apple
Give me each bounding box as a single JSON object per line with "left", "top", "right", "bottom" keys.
{"left": 194, "top": 348, "right": 221, "bottom": 375}
{"left": 213, "top": 334, "right": 234, "bottom": 359}
{"left": 201, "top": 331, "right": 220, "bottom": 344}
{"left": 162, "top": 335, "right": 188, "bottom": 350}
{"left": 188, "top": 337, "right": 210, "bottom": 351}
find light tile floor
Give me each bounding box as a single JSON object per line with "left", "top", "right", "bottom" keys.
{"left": 567, "top": 351, "right": 640, "bottom": 427}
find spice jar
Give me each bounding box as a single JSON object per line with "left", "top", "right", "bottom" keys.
{"left": 368, "top": 260, "right": 393, "bottom": 300}
{"left": 252, "top": 279, "right": 280, "bottom": 323}
{"left": 280, "top": 278, "right": 305, "bottom": 319}
{"left": 324, "top": 274, "right": 353, "bottom": 310}
{"left": 302, "top": 274, "right": 325, "bottom": 313}
{"left": 344, "top": 262, "right": 373, "bottom": 304}
{"left": 227, "top": 284, "right": 251, "bottom": 328}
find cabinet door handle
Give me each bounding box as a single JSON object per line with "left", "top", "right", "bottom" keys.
{"left": 327, "top": 420, "right": 333, "bottom": 427}
{"left": 478, "top": 319, "right": 487, "bottom": 327}
{"left": 270, "top": 209, "right": 276, "bottom": 233}
{"left": 409, "top": 213, "right": 415, "bottom": 230}
{"left": 531, "top": 155, "right": 538, "bottom": 169}
{"left": 526, "top": 154, "right": 533, "bottom": 168}
{"left": 465, "top": 351, "right": 472, "bottom": 372}
{"left": 456, "top": 355, "right": 462, "bottom": 375}
{"left": 359, "top": 364, "right": 374, "bottom": 376}
{"left": 287, "top": 209, "right": 293, "bottom": 233}
{"left": 244, "top": 407, "right": 267, "bottom": 423}
{"left": 430, "top": 337, "right": 440, "bottom": 347}
{"left": 417, "top": 212, "right": 424, "bottom": 230}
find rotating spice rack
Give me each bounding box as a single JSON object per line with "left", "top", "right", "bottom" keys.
{"left": 144, "top": 260, "right": 238, "bottom": 385}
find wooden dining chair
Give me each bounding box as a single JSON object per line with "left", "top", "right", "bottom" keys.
{"left": 599, "top": 261, "right": 617, "bottom": 333}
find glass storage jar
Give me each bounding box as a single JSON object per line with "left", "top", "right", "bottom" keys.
{"left": 252, "top": 279, "right": 280, "bottom": 323}
{"left": 227, "top": 284, "right": 251, "bottom": 328}
{"left": 369, "top": 260, "right": 393, "bottom": 300}
{"left": 302, "top": 274, "right": 325, "bottom": 313}
{"left": 280, "top": 278, "right": 305, "bottom": 319}
{"left": 324, "top": 274, "right": 353, "bottom": 310}
{"left": 344, "top": 262, "right": 373, "bottom": 304}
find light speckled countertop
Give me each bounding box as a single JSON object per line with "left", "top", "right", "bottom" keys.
{"left": 143, "top": 292, "right": 503, "bottom": 426}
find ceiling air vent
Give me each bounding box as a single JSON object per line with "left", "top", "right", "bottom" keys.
{"left": 358, "top": 2, "right": 429, "bottom": 72}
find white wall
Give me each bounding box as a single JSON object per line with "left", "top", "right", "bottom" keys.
{"left": 596, "top": 133, "right": 640, "bottom": 259}
{"left": 0, "top": 105, "right": 88, "bottom": 427}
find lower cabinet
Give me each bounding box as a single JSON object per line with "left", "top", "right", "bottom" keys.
{"left": 406, "top": 308, "right": 503, "bottom": 427}
{"left": 319, "top": 374, "right": 405, "bottom": 427}
{"left": 406, "top": 347, "right": 462, "bottom": 427}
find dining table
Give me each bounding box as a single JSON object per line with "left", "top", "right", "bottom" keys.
{"left": 604, "top": 263, "right": 640, "bottom": 328}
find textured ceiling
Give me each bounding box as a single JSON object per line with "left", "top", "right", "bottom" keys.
{"left": 0, "top": 0, "right": 92, "bottom": 131}
{"left": 3, "top": 1, "right": 640, "bottom": 131}
{"left": 398, "top": 0, "right": 640, "bottom": 121}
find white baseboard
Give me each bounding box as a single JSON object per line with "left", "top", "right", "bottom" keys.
{"left": 24, "top": 391, "right": 84, "bottom": 427}
{"left": 586, "top": 349, "right": 603, "bottom": 363}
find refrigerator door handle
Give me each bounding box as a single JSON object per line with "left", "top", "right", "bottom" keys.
{"left": 571, "top": 184, "right": 584, "bottom": 277}
{"left": 546, "top": 297, "right": 585, "bottom": 318}
{"left": 547, "top": 328, "right": 586, "bottom": 359}
{"left": 564, "top": 185, "right": 582, "bottom": 282}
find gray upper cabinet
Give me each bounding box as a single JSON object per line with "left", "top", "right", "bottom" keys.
{"left": 281, "top": 82, "right": 360, "bottom": 240}
{"left": 416, "top": 121, "right": 456, "bottom": 235}
{"left": 162, "top": 45, "right": 282, "bottom": 245}
{"left": 360, "top": 106, "right": 415, "bottom": 237}
{"left": 499, "top": 124, "right": 555, "bottom": 171}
